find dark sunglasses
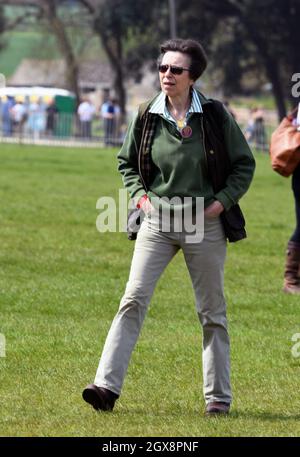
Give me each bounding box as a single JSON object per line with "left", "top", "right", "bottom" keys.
{"left": 158, "top": 64, "right": 190, "bottom": 75}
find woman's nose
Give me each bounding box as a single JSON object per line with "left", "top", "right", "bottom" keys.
{"left": 165, "top": 67, "right": 172, "bottom": 76}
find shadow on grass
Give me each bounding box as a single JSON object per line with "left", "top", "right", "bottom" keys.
{"left": 113, "top": 405, "right": 300, "bottom": 422}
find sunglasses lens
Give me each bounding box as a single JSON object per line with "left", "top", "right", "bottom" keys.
{"left": 158, "top": 64, "right": 184, "bottom": 75}
{"left": 159, "top": 65, "right": 168, "bottom": 73}
{"left": 171, "top": 67, "right": 183, "bottom": 75}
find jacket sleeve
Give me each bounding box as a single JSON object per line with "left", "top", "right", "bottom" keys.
{"left": 117, "top": 112, "right": 147, "bottom": 201}
{"left": 215, "top": 110, "right": 256, "bottom": 211}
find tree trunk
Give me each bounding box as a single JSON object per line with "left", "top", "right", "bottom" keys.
{"left": 42, "top": 0, "right": 80, "bottom": 103}
{"left": 114, "top": 34, "right": 126, "bottom": 119}
{"left": 248, "top": 40, "right": 286, "bottom": 121}
{"left": 238, "top": 17, "right": 286, "bottom": 120}
{"left": 263, "top": 56, "right": 287, "bottom": 121}
{"left": 113, "top": 65, "right": 126, "bottom": 121}
{"left": 224, "top": 0, "right": 287, "bottom": 120}
{"left": 95, "top": 26, "right": 126, "bottom": 121}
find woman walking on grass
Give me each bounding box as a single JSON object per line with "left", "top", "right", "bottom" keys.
{"left": 82, "top": 38, "right": 255, "bottom": 416}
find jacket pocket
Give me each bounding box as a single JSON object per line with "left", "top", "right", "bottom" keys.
{"left": 220, "top": 204, "right": 247, "bottom": 242}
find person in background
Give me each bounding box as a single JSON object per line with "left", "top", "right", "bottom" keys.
{"left": 245, "top": 107, "right": 266, "bottom": 151}
{"left": 111, "top": 98, "right": 121, "bottom": 145}
{"left": 1, "top": 95, "right": 14, "bottom": 136}
{"left": 46, "top": 99, "right": 58, "bottom": 137}
{"left": 101, "top": 97, "right": 116, "bottom": 146}
{"left": 82, "top": 38, "right": 255, "bottom": 416}
{"left": 11, "top": 98, "right": 27, "bottom": 138}
{"left": 283, "top": 103, "right": 300, "bottom": 294}
{"left": 77, "top": 97, "right": 95, "bottom": 139}
{"left": 27, "top": 97, "right": 46, "bottom": 139}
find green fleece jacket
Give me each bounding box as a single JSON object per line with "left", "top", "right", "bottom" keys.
{"left": 117, "top": 92, "right": 255, "bottom": 210}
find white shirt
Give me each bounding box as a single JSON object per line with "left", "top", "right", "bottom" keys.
{"left": 11, "top": 103, "right": 27, "bottom": 122}
{"left": 77, "top": 102, "right": 95, "bottom": 122}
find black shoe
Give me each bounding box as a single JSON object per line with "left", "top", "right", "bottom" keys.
{"left": 205, "top": 401, "right": 230, "bottom": 416}
{"left": 82, "top": 384, "right": 118, "bottom": 411}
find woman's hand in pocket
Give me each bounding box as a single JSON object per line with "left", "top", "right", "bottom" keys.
{"left": 204, "top": 201, "right": 224, "bottom": 218}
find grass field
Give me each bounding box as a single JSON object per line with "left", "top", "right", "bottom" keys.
{"left": 1, "top": 143, "right": 300, "bottom": 437}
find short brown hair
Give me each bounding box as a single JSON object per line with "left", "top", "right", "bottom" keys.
{"left": 159, "top": 38, "right": 208, "bottom": 81}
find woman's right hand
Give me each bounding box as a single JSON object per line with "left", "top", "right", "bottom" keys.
{"left": 137, "top": 194, "right": 154, "bottom": 214}
{"left": 204, "top": 200, "right": 224, "bottom": 218}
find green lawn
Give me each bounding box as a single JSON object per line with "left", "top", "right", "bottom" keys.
{"left": 1, "top": 143, "right": 300, "bottom": 437}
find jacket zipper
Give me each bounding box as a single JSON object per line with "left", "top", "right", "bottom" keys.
{"left": 138, "top": 117, "right": 148, "bottom": 193}
{"left": 200, "top": 115, "right": 208, "bottom": 169}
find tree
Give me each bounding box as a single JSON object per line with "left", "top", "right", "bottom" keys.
{"left": 39, "top": 0, "right": 80, "bottom": 102}
{"left": 79, "top": 0, "right": 163, "bottom": 117}
{"left": 3, "top": 0, "right": 298, "bottom": 119}
{"left": 223, "top": 0, "right": 289, "bottom": 119}
{"left": 0, "top": 5, "right": 6, "bottom": 54}
{"left": 176, "top": 0, "right": 299, "bottom": 119}
{"left": 3, "top": 0, "right": 80, "bottom": 101}
{"left": 210, "top": 0, "right": 299, "bottom": 119}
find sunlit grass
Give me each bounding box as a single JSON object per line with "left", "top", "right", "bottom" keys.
{"left": 1, "top": 143, "right": 300, "bottom": 437}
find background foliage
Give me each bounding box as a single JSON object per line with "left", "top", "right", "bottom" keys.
{"left": 1, "top": 0, "right": 299, "bottom": 118}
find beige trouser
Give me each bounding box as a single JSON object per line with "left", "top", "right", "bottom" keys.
{"left": 94, "top": 215, "right": 232, "bottom": 404}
